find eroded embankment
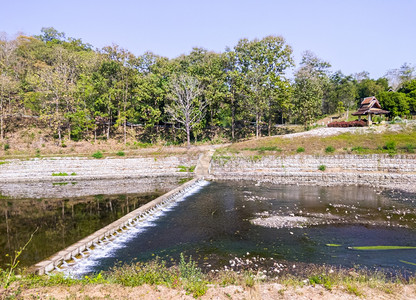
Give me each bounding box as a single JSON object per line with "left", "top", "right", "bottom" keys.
{"left": 209, "top": 154, "right": 416, "bottom": 192}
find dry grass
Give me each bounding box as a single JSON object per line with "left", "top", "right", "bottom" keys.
{"left": 224, "top": 126, "right": 416, "bottom": 156}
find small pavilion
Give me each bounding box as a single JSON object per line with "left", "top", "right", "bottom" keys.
{"left": 352, "top": 96, "right": 389, "bottom": 125}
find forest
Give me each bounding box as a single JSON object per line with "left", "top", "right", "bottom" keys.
{"left": 0, "top": 27, "right": 415, "bottom": 146}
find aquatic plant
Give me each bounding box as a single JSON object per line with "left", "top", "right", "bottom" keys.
{"left": 349, "top": 246, "right": 416, "bottom": 250}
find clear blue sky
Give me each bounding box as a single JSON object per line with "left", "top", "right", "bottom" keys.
{"left": 1, "top": 0, "right": 415, "bottom": 78}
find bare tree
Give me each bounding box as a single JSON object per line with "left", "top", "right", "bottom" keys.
{"left": 166, "top": 74, "right": 206, "bottom": 147}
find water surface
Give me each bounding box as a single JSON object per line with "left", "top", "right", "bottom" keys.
{"left": 83, "top": 181, "right": 416, "bottom": 275}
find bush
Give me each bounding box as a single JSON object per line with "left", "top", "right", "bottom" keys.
{"left": 296, "top": 147, "right": 305, "bottom": 153}
{"left": 92, "top": 151, "right": 103, "bottom": 159}
{"left": 3, "top": 144, "right": 10, "bottom": 151}
{"left": 327, "top": 120, "right": 366, "bottom": 127}
{"left": 384, "top": 141, "right": 396, "bottom": 151}
{"left": 405, "top": 144, "right": 415, "bottom": 153}
{"left": 325, "top": 146, "right": 335, "bottom": 153}
{"left": 318, "top": 165, "right": 326, "bottom": 171}
{"left": 116, "top": 151, "right": 125, "bottom": 156}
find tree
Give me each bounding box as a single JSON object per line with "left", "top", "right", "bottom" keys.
{"left": 234, "top": 36, "right": 294, "bottom": 138}
{"left": 292, "top": 51, "right": 330, "bottom": 127}
{"left": 378, "top": 91, "right": 410, "bottom": 117}
{"left": 165, "top": 74, "right": 206, "bottom": 147}
{"left": 327, "top": 71, "right": 357, "bottom": 118}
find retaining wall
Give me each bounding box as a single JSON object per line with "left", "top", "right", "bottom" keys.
{"left": 210, "top": 154, "right": 416, "bottom": 188}
{"left": 0, "top": 156, "right": 197, "bottom": 183}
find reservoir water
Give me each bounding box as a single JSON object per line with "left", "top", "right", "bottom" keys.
{"left": 68, "top": 180, "right": 416, "bottom": 276}
{"left": 2, "top": 179, "right": 416, "bottom": 277}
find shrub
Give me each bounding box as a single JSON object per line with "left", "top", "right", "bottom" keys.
{"left": 116, "top": 151, "right": 125, "bottom": 156}
{"left": 92, "top": 151, "right": 103, "bottom": 159}
{"left": 325, "top": 146, "right": 335, "bottom": 153}
{"left": 327, "top": 120, "right": 366, "bottom": 127}
{"left": 296, "top": 147, "right": 305, "bottom": 153}
{"left": 4, "top": 144, "right": 10, "bottom": 151}
{"left": 318, "top": 165, "right": 326, "bottom": 171}
{"left": 405, "top": 144, "right": 415, "bottom": 153}
{"left": 384, "top": 141, "right": 396, "bottom": 151}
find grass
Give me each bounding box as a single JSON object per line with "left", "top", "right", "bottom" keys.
{"left": 318, "top": 164, "right": 326, "bottom": 171}
{"left": 224, "top": 127, "right": 416, "bottom": 156}
{"left": 296, "top": 147, "right": 305, "bottom": 153}
{"left": 116, "top": 151, "right": 125, "bottom": 156}
{"left": 243, "top": 146, "right": 282, "bottom": 152}
{"left": 1, "top": 258, "right": 415, "bottom": 298}
{"left": 177, "top": 165, "right": 196, "bottom": 172}
{"left": 325, "top": 146, "right": 335, "bottom": 153}
{"left": 52, "top": 172, "right": 68, "bottom": 176}
{"left": 92, "top": 151, "right": 104, "bottom": 159}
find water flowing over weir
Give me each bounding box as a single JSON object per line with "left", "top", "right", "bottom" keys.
{"left": 31, "top": 179, "right": 210, "bottom": 276}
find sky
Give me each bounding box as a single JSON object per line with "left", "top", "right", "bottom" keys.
{"left": 1, "top": 0, "right": 415, "bottom": 79}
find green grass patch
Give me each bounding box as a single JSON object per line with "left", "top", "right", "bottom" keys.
{"left": 349, "top": 246, "right": 416, "bottom": 251}
{"left": 318, "top": 164, "right": 326, "bottom": 171}
{"left": 325, "top": 145, "right": 335, "bottom": 153}
{"left": 52, "top": 172, "right": 68, "bottom": 176}
{"left": 177, "top": 165, "right": 196, "bottom": 172}
{"left": 92, "top": 151, "right": 103, "bottom": 159}
{"left": 296, "top": 147, "right": 305, "bottom": 153}
{"left": 0, "top": 161, "right": 8, "bottom": 165}
{"left": 116, "top": 151, "right": 125, "bottom": 156}
{"left": 70, "top": 172, "right": 77, "bottom": 176}
{"left": 326, "top": 244, "right": 342, "bottom": 247}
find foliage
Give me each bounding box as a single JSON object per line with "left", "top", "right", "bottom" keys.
{"left": 116, "top": 151, "right": 125, "bottom": 156}
{"left": 327, "top": 120, "right": 367, "bottom": 127}
{"left": 52, "top": 172, "right": 68, "bottom": 176}
{"left": 318, "top": 165, "right": 326, "bottom": 171}
{"left": 325, "top": 146, "right": 335, "bottom": 153}
{"left": 1, "top": 28, "right": 415, "bottom": 145}
{"left": 296, "top": 147, "right": 305, "bottom": 153}
{"left": 2, "top": 228, "right": 37, "bottom": 288}
{"left": 92, "top": 151, "right": 103, "bottom": 159}
{"left": 177, "top": 165, "right": 195, "bottom": 172}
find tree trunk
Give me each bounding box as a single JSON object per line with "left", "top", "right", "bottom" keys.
{"left": 256, "top": 113, "right": 260, "bottom": 139}
{"left": 231, "top": 97, "right": 235, "bottom": 140}
{"left": 0, "top": 113, "right": 3, "bottom": 141}
{"left": 186, "top": 125, "right": 191, "bottom": 148}
{"left": 268, "top": 117, "right": 272, "bottom": 136}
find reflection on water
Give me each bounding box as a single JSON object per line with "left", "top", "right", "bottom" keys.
{"left": 86, "top": 181, "right": 416, "bottom": 275}
{"left": 0, "top": 177, "right": 185, "bottom": 269}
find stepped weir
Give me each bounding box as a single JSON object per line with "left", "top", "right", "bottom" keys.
{"left": 30, "top": 178, "right": 209, "bottom": 275}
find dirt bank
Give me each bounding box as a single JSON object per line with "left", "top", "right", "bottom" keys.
{"left": 3, "top": 282, "right": 415, "bottom": 299}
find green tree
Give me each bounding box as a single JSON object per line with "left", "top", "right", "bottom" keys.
{"left": 234, "top": 36, "right": 294, "bottom": 138}
{"left": 292, "top": 51, "right": 330, "bottom": 127}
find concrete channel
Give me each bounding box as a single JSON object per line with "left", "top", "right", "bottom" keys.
{"left": 29, "top": 177, "right": 204, "bottom": 275}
